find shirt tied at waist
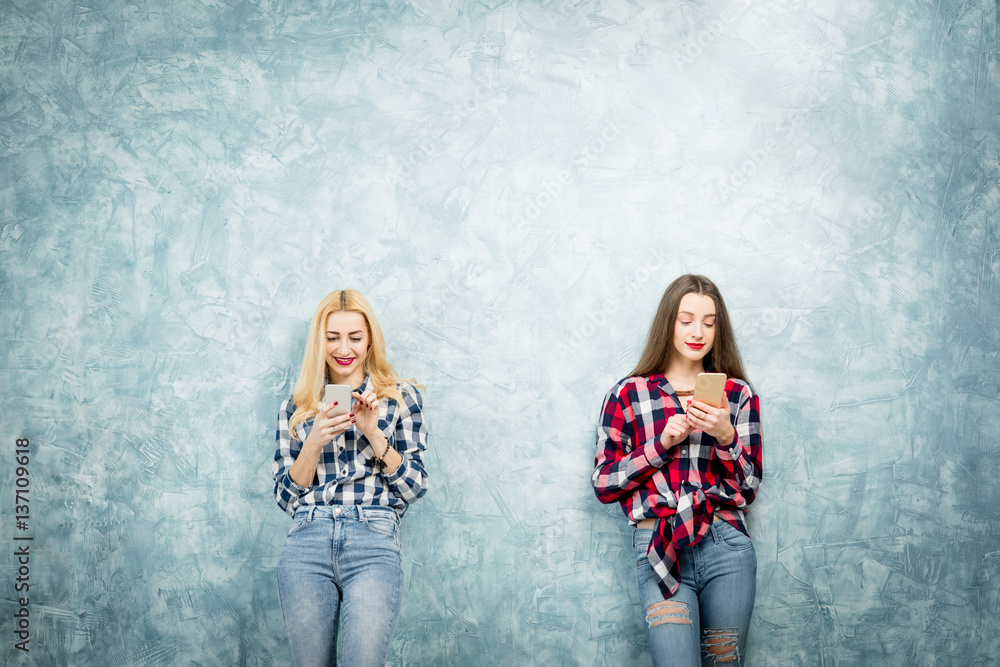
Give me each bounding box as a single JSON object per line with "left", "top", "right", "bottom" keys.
{"left": 647, "top": 483, "right": 714, "bottom": 599}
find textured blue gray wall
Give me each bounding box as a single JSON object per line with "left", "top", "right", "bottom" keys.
{"left": 1, "top": 1, "right": 997, "bottom": 665}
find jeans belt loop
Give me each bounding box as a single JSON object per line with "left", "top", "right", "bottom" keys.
{"left": 358, "top": 505, "right": 368, "bottom": 523}
{"left": 307, "top": 506, "right": 316, "bottom": 522}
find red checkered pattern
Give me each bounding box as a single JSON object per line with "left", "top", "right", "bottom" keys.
{"left": 592, "top": 373, "right": 763, "bottom": 598}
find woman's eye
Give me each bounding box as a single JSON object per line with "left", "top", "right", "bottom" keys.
{"left": 350, "top": 338, "right": 362, "bottom": 343}
{"left": 679, "top": 321, "right": 692, "bottom": 326}
{"left": 704, "top": 323, "right": 715, "bottom": 328}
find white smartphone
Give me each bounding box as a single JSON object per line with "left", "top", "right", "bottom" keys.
{"left": 323, "top": 384, "right": 353, "bottom": 418}
{"left": 692, "top": 373, "right": 727, "bottom": 409}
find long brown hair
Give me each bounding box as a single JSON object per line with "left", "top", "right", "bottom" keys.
{"left": 630, "top": 275, "right": 750, "bottom": 386}
{"left": 288, "top": 289, "right": 421, "bottom": 439}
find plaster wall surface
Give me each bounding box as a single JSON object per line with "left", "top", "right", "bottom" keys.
{"left": 1, "top": 1, "right": 998, "bottom": 664}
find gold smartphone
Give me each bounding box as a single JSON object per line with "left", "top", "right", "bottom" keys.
{"left": 692, "top": 373, "right": 727, "bottom": 409}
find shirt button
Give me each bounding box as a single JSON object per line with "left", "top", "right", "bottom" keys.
{"left": 681, "top": 448, "right": 687, "bottom": 455}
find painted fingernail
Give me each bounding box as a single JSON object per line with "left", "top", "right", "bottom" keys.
{"left": 351, "top": 418, "right": 356, "bottom": 423}
{"left": 350, "top": 413, "right": 354, "bottom": 417}
{"left": 333, "top": 401, "right": 338, "bottom": 406}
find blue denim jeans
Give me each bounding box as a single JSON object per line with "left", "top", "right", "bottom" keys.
{"left": 278, "top": 505, "right": 403, "bottom": 667}
{"left": 634, "top": 520, "right": 757, "bottom": 666}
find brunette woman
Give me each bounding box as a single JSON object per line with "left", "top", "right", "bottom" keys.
{"left": 273, "top": 289, "right": 427, "bottom": 666}
{"left": 592, "top": 275, "right": 762, "bottom": 666}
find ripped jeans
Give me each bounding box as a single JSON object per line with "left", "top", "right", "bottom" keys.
{"left": 634, "top": 521, "right": 756, "bottom": 666}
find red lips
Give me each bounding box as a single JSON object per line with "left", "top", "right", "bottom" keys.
{"left": 686, "top": 343, "right": 704, "bottom": 350}
{"left": 333, "top": 357, "right": 354, "bottom": 366}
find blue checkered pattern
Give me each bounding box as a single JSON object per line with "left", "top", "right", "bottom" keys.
{"left": 272, "top": 376, "right": 428, "bottom": 517}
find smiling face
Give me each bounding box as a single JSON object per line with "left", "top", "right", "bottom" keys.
{"left": 671, "top": 292, "right": 717, "bottom": 370}
{"left": 324, "top": 310, "right": 369, "bottom": 387}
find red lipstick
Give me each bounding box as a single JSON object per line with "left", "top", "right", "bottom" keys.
{"left": 686, "top": 343, "right": 704, "bottom": 350}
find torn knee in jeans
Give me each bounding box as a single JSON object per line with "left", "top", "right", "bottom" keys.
{"left": 645, "top": 600, "right": 691, "bottom": 627}
{"left": 702, "top": 628, "right": 740, "bottom": 663}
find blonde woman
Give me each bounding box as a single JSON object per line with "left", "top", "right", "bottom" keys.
{"left": 273, "top": 289, "right": 427, "bottom": 667}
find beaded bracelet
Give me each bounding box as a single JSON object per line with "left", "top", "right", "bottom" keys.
{"left": 370, "top": 443, "right": 388, "bottom": 472}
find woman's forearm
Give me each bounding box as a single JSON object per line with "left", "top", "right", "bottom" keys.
{"left": 289, "top": 443, "right": 324, "bottom": 487}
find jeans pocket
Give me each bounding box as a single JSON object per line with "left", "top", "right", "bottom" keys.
{"left": 364, "top": 512, "right": 399, "bottom": 537}
{"left": 716, "top": 522, "right": 753, "bottom": 551}
{"left": 287, "top": 517, "right": 309, "bottom": 537}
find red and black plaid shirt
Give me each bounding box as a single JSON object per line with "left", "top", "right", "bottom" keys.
{"left": 592, "top": 373, "right": 763, "bottom": 599}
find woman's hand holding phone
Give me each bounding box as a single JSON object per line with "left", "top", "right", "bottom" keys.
{"left": 683, "top": 399, "right": 735, "bottom": 446}
{"left": 303, "top": 401, "right": 355, "bottom": 451}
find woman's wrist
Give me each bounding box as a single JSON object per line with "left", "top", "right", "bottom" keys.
{"left": 367, "top": 431, "right": 389, "bottom": 457}
{"left": 366, "top": 432, "right": 390, "bottom": 473}
{"left": 290, "top": 446, "right": 322, "bottom": 487}
{"left": 297, "top": 445, "right": 322, "bottom": 468}
{"left": 301, "top": 436, "right": 326, "bottom": 457}
{"left": 715, "top": 425, "right": 736, "bottom": 447}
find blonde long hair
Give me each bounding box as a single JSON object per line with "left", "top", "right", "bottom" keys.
{"left": 288, "top": 289, "right": 419, "bottom": 440}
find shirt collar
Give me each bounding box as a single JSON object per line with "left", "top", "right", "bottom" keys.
{"left": 650, "top": 372, "right": 672, "bottom": 391}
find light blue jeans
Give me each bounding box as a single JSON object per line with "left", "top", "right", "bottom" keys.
{"left": 278, "top": 505, "right": 403, "bottom": 667}
{"left": 634, "top": 521, "right": 757, "bottom": 666}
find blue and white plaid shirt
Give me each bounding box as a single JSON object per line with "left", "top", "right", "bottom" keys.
{"left": 272, "top": 376, "right": 428, "bottom": 517}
